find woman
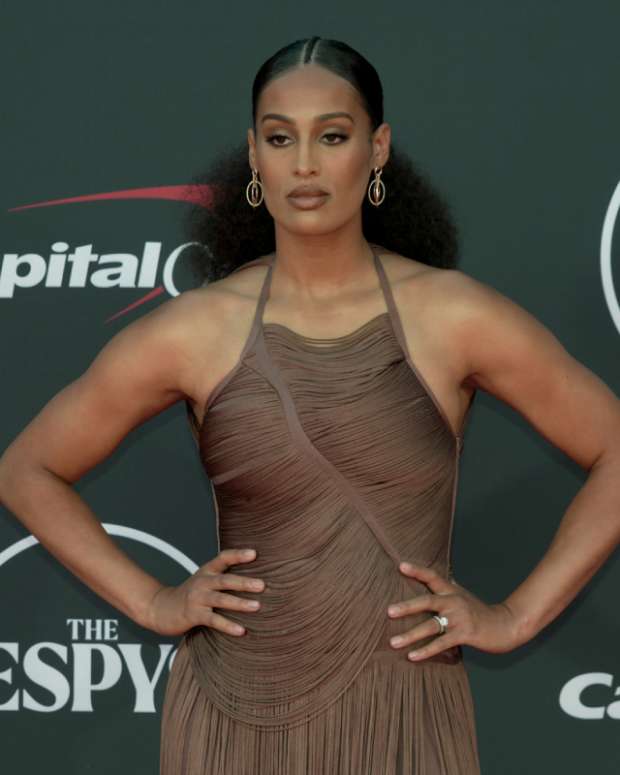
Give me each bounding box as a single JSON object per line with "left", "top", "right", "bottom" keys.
{"left": 1, "top": 36, "right": 619, "bottom": 774}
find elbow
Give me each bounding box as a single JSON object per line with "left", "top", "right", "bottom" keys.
{"left": 0, "top": 446, "right": 46, "bottom": 508}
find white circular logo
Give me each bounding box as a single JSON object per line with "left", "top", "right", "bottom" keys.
{"left": 0, "top": 523, "right": 198, "bottom": 573}
{"left": 0, "top": 524, "right": 198, "bottom": 713}
{"left": 601, "top": 180, "right": 620, "bottom": 335}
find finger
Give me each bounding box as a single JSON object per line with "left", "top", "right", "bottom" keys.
{"left": 387, "top": 592, "right": 449, "bottom": 618}
{"left": 209, "top": 590, "right": 261, "bottom": 613}
{"left": 399, "top": 562, "right": 453, "bottom": 593}
{"left": 202, "top": 548, "right": 258, "bottom": 574}
{"left": 407, "top": 634, "right": 457, "bottom": 662}
{"left": 204, "top": 610, "right": 247, "bottom": 636}
{"left": 208, "top": 572, "right": 265, "bottom": 593}
{"left": 389, "top": 616, "right": 445, "bottom": 649}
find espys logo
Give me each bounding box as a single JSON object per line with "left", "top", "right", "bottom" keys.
{"left": 2, "top": 184, "right": 212, "bottom": 322}
{"left": 0, "top": 524, "right": 197, "bottom": 713}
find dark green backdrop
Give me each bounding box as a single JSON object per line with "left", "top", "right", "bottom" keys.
{"left": 1, "top": 2, "right": 619, "bottom": 773}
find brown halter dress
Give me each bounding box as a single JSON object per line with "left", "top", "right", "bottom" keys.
{"left": 160, "top": 245, "right": 480, "bottom": 774}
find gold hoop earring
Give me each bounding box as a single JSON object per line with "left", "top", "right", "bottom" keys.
{"left": 246, "top": 168, "right": 264, "bottom": 207}
{"left": 367, "top": 166, "right": 385, "bottom": 206}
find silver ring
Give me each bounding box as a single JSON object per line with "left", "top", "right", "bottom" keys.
{"left": 431, "top": 614, "right": 449, "bottom": 635}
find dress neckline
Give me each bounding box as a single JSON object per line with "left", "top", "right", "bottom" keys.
{"left": 258, "top": 246, "right": 392, "bottom": 344}
{"left": 199, "top": 244, "right": 467, "bottom": 445}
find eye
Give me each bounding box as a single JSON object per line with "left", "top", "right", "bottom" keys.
{"left": 265, "top": 132, "right": 348, "bottom": 147}
{"left": 266, "top": 133, "right": 290, "bottom": 147}
{"left": 323, "top": 132, "right": 348, "bottom": 144}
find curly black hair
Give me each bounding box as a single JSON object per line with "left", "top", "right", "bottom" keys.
{"left": 182, "top": 36, "right": 460, "bottom": 285}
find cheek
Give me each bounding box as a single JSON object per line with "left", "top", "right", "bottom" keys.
{"left": 330, "top": 149, "right": 371, "bottom": 188}
{"left": 258, "top": 167, "right": 285, "bottom": 192}
{"left": 257, "top": 172, "right": 290, "bottom": 209}
{"left": 332, "top": 166, "right": 371, "bottom": 205}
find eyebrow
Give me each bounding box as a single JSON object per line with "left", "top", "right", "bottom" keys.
{"left": 260, "top": 111, "right": 355, "bottom": 124}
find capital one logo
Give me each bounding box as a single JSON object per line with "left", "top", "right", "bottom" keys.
{"left": 560, "top": 672, "right": 620, "bottom": 720}
{"left": 0, "top": 524, "right": 197, "bottom": 713}
{"left": 0, "top": 240, "right": 194, "bottom": 300}
{"left": 2, "top": 184, "right": 212, "bottom": 321}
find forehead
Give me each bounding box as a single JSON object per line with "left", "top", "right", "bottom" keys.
{"left": 256, "top": 65, "right": 363, "bottom": 120}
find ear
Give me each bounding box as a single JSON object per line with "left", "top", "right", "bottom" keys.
{"left": 372, "top": 122, "right": 391, "bottom": 169}
{"left": 247, "top": 127, "right": 256, "bottom": 170}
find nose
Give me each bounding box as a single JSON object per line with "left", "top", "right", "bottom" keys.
{"left": 293, "top": 138, "right": 319, "bottom": 176}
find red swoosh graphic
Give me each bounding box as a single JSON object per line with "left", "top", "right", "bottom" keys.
{"left": 7, "top": 184, "right": 213, "bottom": 212}
{"left": 7, "top": 184, "right": 213, "bottom": 322}
{"left": 104, "top": 286, "right": 166, "bottom": 323}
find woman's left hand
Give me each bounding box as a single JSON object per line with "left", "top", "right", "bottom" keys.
{"left": 387, "top": 561, "right": 525, "bottom": 661}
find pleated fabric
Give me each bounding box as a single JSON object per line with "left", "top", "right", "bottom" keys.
{"left": 160, "top": 245, "right": 480, "bottom": 774}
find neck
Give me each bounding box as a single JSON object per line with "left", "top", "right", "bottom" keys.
{"left": 271, "top": 230, "right": 378, "bottom": 304}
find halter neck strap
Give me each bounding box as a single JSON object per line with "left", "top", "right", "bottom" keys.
{"left": 251, "top": 244, "right": 396, "bottom": 330}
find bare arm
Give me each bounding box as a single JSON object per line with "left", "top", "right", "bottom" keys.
{"left": 0, "top": 291, "right": 206, "bottom": 629}
{"left": 452, "top": 271, "right": 620, "bottom": 644}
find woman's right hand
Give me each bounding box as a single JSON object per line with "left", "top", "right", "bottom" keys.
{"left": 145, "top": 548, "right": 265, "bottom": 636}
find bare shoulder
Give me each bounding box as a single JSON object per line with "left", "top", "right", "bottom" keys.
{"left": 159, "top": 261, "right": 271, "bottom": 422}
{"left": 378, "top": 248, "right": 510, "bottom": 359}
{"left": 375, "top": 247, "right": 469, "bottom": 312}
{"left": 382, "top": 251, "right": 567, "bottom": 392}
{"left": 376, "top": 246, "right": 472, "bottom": 297}
{"left": 148, "top": 259, "right": 269, "bottom": 347}
{"left": 384, "top": 253, "right": 620, "bottom": 470}
{"left": 404, "top": 263, "right": 567, "bottom": 386}
{"left": 376, "top": 248, "right": 473, "bottom": 368}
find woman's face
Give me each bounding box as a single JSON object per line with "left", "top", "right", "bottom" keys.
{"left": 248, "top": 64, "right": 390, "bottom": 235}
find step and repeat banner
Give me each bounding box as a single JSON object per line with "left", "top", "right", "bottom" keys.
{"left": 1, "top": 4, "right": 619, "bottom": 774}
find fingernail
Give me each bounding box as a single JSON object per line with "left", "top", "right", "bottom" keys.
{"left": 388, "top": 605, "right": 399, "bottom": 615}
{"left": 400, "top": 562, "right": 413, "bottom": 571}
{"left": 390, "top": 636, "right": 403, "bottom": 646}
{"left": 244, "top": 549, "right": 255, "bottom": 557}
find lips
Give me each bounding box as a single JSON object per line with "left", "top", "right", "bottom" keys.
{"left": 287, "top": 186, "right": 328, "bottom": 198}
{"left": 287, "top": 193, "right": 329, "bottom": 210}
